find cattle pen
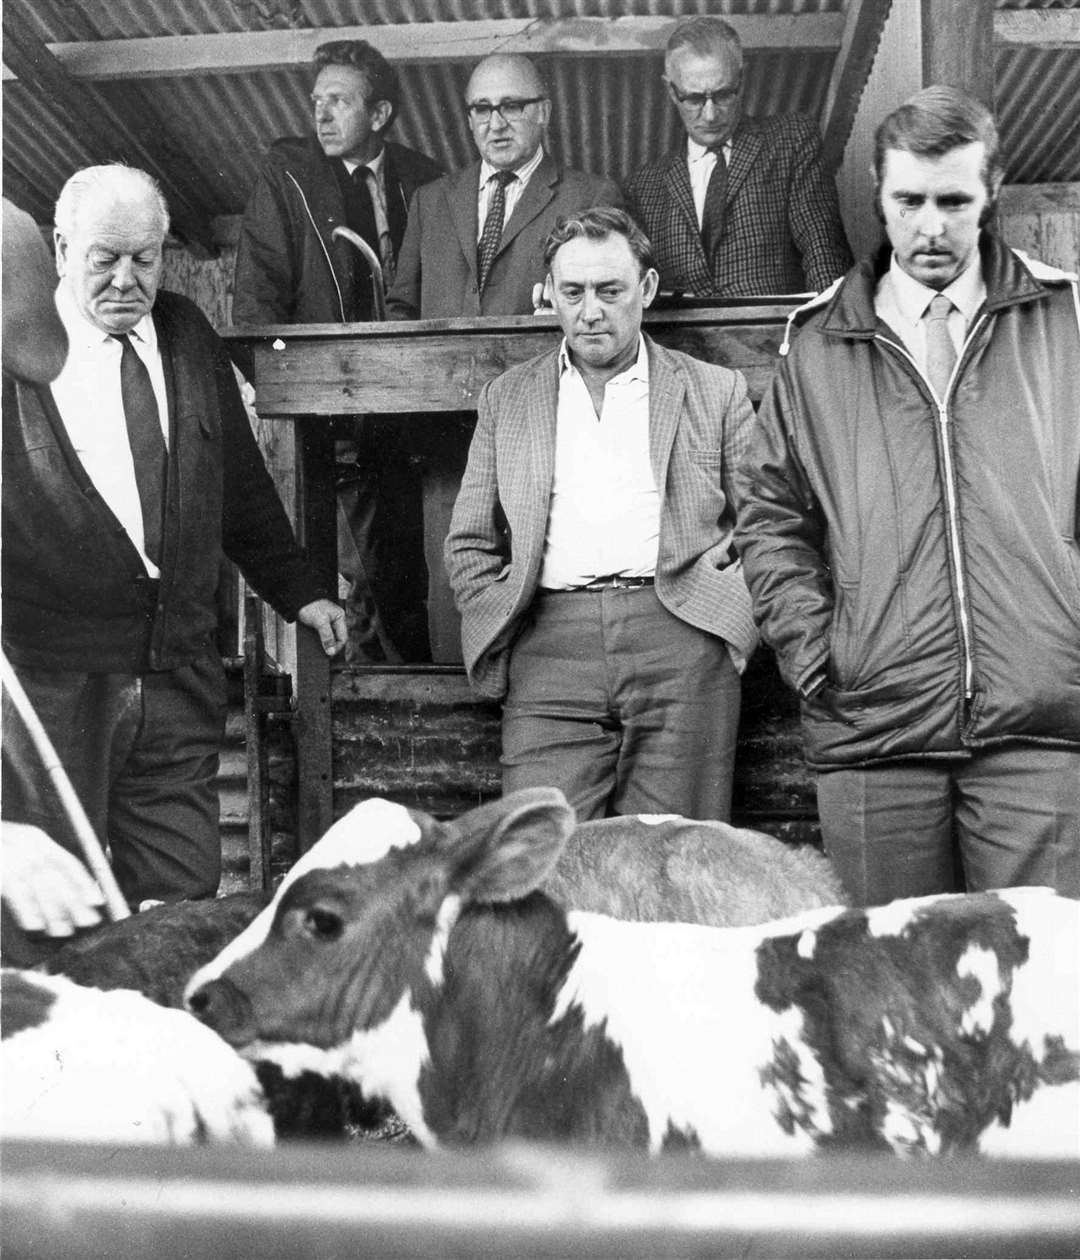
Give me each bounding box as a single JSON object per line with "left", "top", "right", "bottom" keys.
{"left": 4, "top": 0, "right": 1080, "bottom": 1254}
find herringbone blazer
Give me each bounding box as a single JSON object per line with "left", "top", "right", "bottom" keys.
{"left": 625, "top": 114, "right": 852, "bottom": 297}
{"left": 386, "top": 154, "right": 622, "bottom": 318}
{"left": 445, "top": 336, "right": 759, "bottom": 700}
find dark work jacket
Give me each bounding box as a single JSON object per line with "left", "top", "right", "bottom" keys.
{"left": 735, "top": 236, "right": 1080, "bottom": 768}
{"left": 232, "top": 136, "right": 443, "bottom": 325}
{"left": 2, "top": 290, "right": 326, "bottom": 673}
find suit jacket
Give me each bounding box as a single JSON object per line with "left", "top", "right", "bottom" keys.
{"left": 386, "top": 154, "right": 622, "bottom": 318}
{"left": 233, "top": 136, "right": 443, "bottom": 324}
{"left": 625, "top": 114, "right": 852, "bottom": 297}
{"left": 2, "top": 291, "right": 325, "bottom": 673}
{"left": 445, "top": 336, "right": 759, "bottom": 700}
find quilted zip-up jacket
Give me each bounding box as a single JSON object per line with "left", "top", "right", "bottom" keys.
{"left": 735, "top": 235, "right": 1080, "bottom": 769}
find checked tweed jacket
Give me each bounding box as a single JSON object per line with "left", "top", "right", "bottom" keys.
{"left": 625, "top": 114, "right": 852, "bottom": 298}
{"left": 445, "top": 336, "right": 759, "bottom": 700}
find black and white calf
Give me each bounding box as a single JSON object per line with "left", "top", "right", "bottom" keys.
{"left": 2, "top": 969, "right": 274, "bottom": 1146}
{"left": 187, "top": 788, "right": 1080, "bottom": 1159}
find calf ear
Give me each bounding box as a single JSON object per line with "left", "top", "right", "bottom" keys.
{"left": 444, "top": 788, "right": 576, "bottom": 905}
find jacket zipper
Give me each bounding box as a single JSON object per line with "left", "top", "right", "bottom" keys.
{"left": 285, "top": 170, "right": 347, "bottom": 323}
{"left": 874, "top": 315, "right": 989, "bottom": 701}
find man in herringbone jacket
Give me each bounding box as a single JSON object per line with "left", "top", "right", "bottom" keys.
{"left": 626, "top": 16, "right": 851, "bottom": 298}
{"left": 446, "top": 208, "right": 757, "bottom": 822}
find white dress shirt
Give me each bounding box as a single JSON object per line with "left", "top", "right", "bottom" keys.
{"left": 539, "top": 336, "right": 659, "bottom": 589}
{"left": 874, "top": 253, "right": 987, "bottom": 375}
{"left": 50, "top": 285, "right": 169, "bottom": 576}
{"left": 686, "top": 137, "right": 733, "bottom": 228}
{"left": 477, "top": 145, "right": 545, "bottom": 239}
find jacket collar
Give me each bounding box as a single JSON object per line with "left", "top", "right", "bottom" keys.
{"left": 793, "top": 233, "right": 1064, "bottom": 349}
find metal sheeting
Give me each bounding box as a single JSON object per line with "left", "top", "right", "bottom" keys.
{"left": 3, "top": 0, "right": 1078, "bottom": 233}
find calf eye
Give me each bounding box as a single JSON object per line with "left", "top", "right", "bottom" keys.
{"left": 305, "top": 906, "right": 344, "bottom": 941}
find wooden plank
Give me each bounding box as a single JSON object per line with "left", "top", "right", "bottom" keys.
{"left": 920, "top": 0, "right": 995, "bottom": 104}
{"left": 0, "top": 16, "right": 846, "bottom": 82}
{"left": 994, "top": 10, "right": 1080, "bottom": 50}
{"left": 0, "top": 7, "right": 215, "bottom": 253}
{"left": 821, "top": 0, "right": 894, "bottom": 173}
{"left": 228, "top": 307, "right": 794, "bottom": 418}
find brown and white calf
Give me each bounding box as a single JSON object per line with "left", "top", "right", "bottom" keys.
{"left": 186, "top": 788, "right": 1079, "bottom": 1159}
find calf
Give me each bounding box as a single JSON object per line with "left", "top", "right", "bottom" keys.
{"left": 2, "top": 969, "right": 274, "bottom": 1146}
{"left": 186, "top": 788, "right": 1080, "bottom": 1159}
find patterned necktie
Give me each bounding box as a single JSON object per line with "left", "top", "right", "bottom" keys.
{"left": 700, "top": 147, "right": 728, "bottom": 269}
{"left": 924, "top": 292, "right": 957, "bottom": 401}
{"left": 113, "top": 333, "right": 167, "bottom": 565}
{"left": 350, "top": 165, "right": 380, "bottom": 254}
{"left": 477, "top": 170, "right": 516, "bottom": 292}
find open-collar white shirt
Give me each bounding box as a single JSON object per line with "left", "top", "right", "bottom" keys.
{"left": 539, "top": 335, "right": 658, "bottom": 590}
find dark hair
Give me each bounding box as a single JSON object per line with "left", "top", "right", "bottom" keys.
{"left": 314, "top": 40, "right": 401, "bottom": 126}
{"left": 873, "top": 85, "right": 1004, "bottom": 208}
{"left": 665, "top": 16, "right": 743, "bottom": 74}
{"left": 543, "top": 206, "right": 655, "bottom": 275}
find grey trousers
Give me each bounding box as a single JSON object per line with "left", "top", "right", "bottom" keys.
{"left": 501, "top": 585, "right": 741, "bottom": 822}
{"left": 816, "top": 744, "right": 1080, "bottom": 905}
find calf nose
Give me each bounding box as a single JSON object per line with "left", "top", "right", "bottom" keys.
{"left": 186, "top": 977, "right": 254, "bottom": 1045}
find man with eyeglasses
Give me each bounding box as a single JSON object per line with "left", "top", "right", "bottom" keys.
{"left": 626, "top": 16, "right": 852, "bottom": 298}
{"left": 387, "top": 53, "right": 620, "bottom": 319}
{"left": 385, "top": 53, "right": 620, "bottom": 663}
{"left": 233, "top": 40, "right": 444, "bottom": 664}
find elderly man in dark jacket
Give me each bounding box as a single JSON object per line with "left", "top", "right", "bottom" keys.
{"left": 2, "top": 164, "right": 345, "bottom": 911}
{"left": 735, "top": 87, "right": 1080, "bottom": 905}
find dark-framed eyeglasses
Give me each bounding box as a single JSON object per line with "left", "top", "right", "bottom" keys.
{"left": 667, "top": 81, "right": 742, "bottom": 113}
{"left": 466, "top": 97, "right": 546, "bottom": 124}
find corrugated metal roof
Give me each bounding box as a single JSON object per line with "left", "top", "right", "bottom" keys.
{"left": 3, "top": 0, "right": 1078, "bottom": 234}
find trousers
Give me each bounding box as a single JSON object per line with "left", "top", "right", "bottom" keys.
{"left": 501, "top": 585, "right": 741, "bottom": 821}
{"left": 2, "top": 648, "right": 227, "bottom": 907}
{"left": 816, "top": 744, "right": 1080, "bottom": 905}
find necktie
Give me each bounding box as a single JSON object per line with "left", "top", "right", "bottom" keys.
{"left": 477, "top": 170, "right": 516, "bottom": 292}
{"left": 349, "top": 165, "right": 380, "bottom": 254}
{"left": 924, "top": 293, "right": 957, "bottom": 401}
{"left": 113, "top": 334, "right": 167, "bottom": 566}
{"left": 700, "top": 147, "right": 728, "bottom": 269}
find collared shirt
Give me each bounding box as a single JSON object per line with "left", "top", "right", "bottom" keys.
{"left": 50, "top": 285, "right": 169, "bottom": 576}
{"left": 343, "top": 147, "right": 394, "bottom": 276}
{"left": 686, "top": 137, "right": 734, "bottom": 228}
{"left": 477, "top": 145, "right": 545, "bottom": 240}
{"left": 874, "top": 253, "right": 987, "bottom": 375}
{"left": 538, "top": 335, "right": 659, "bottom": 590}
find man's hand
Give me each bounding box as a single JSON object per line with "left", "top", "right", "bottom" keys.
{"left": 2, "top": 821, "right": 105, "bottom": 937}
{"left": 531, "top": 277, "right": 553, "bottom": 313}
{"left": 298, "top": 598, "right": 348, "bottom": 656}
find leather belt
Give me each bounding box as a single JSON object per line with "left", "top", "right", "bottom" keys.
{"left": 541, "top": 575, "right": 655, "bottom": 593}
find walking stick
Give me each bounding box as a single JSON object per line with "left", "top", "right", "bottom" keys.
{"left": 1, "top": 650, "right": 130, "bottom": 922}
{"left": 331, "top": 226, "right": 387, "bottom": 320}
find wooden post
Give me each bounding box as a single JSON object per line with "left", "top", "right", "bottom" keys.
{"left": 920, "top": 0, "right": 995, "bottom": 105}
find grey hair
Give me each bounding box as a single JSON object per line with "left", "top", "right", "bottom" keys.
{"left": 54, "top": 164, "right": 170, "bottom": 238}
{"left": 665, "top": 16, "right": 743, "bottom": 76}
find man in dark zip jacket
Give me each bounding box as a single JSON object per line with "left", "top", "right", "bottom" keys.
{"left": 735, "top": 86, "right": 1080, "bottom": 905}
{"left": 233, "top": 40, "right": 443, "bottom": 662}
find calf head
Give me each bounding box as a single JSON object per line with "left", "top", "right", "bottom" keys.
{"left": 185, "top": 789, "right": 575, "bottom": 1082}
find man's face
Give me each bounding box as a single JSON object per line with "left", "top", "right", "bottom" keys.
{"left": 664, "top": 45, "right": 743, "bottom": 150}
{"left": 465, "top": 58, "right": 550, "bottom": 171}
{"left": 548, "top": 233, "right": 659, "bottom": 379}
{"left": 878, "top": 141, "right": 990, "bottom": 290}
{"left": 55, "top": 189, "right": 164, "bottom": 335}
{"left": 312, "top": 64, "right": 389, "bottom": 162}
